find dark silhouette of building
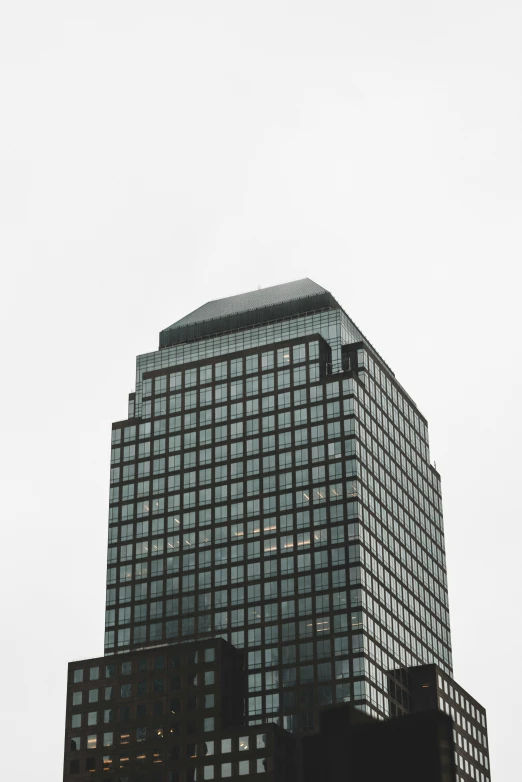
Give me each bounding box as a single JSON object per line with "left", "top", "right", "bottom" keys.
{"left": 303, "top": 703, "right": 456, "bottom": 782}
{"left": 63, "top": 638, "right": 460, "bottom": 781}
{"left": 63, "top": 280, "right": 491, "bottom": 781}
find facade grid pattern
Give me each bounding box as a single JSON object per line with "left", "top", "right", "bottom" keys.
{"left": 105, "top": 303, "right": 452, "bottom": 734}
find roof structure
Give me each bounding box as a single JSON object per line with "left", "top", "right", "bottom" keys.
{"left": 159, "top": 279, "right": 340, "bottom": 348}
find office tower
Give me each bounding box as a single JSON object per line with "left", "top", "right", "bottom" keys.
{"left": 105, "top": 280, "right": 451, "bottom": 731}
{"left": 105, "top": 278, "right": 451, "bottom": 726}
{"left": 64, "top": 278, "right": 490, "bottom": 780}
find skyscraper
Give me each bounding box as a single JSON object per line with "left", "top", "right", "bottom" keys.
{"left": 64, "top": 279, "right": 490, "bottom": 781}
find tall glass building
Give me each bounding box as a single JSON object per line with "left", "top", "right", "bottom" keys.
{"left": 104, "top": 278, "right": 453, "bottom": 735}
{"left": 105, "top": 280, "right": 452, "bottom": 732}
{"left": 64, "top": 279, "right": 490, "bottom": 781}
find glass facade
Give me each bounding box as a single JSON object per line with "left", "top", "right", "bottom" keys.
{"left": 104, "top": 283, "right": 452, "bottom": 735}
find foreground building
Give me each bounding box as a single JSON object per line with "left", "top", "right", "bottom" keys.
{"left": 302, "top": 702, "right": 456, "bottom": 782}
{"left": 388, "top": 664, "right": 490, "bottom": 780}
{"left": 64, "top": 279, "right": 490, "bottom": 780}
{"left": 63, "top": 638, "right": 458, "bottom": 782}
{"left": 63, "top": 638, "right": 296, "bottom": 782}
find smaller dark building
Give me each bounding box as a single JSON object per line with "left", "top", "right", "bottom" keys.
{"left": 65, "top": 639, "right": 481, "bottom": 782}
{"left": 63, "top": 638, "right": 296, "bottom": 782}
{"left": 303, "top": 703, "right": 456, "bottom": 782}
{"left": 388, "top": 664, "right": 490, "bottom": 782}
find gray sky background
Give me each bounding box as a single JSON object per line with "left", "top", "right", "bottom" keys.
{"left": 1, "top": 2, "right": 520, "bottom": 778}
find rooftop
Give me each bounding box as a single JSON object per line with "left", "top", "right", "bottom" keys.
{"left": 159, "top": 278, "right": 340, "bottom": 348}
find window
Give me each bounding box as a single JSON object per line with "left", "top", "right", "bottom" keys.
{"left": 293, "top": 343, "right": 306, "bottom": 362}
{"left": 277, "top": 346, "right": 291, "bottom": 366}
{"left": 246, "top": 354, "right": 258, "bottom": 374}
{"left": 200, "top": 364, "right": 212, "bottom": 384}
{"left": 278, "top": 370, "right": 291, "bottom": 389}
{"left": 311, "top": 445, "right": 325, "bottom": 462}
{"left": 123, "top": 445, "right": 135, "bottom": 461}
{"left": 294, "top": 367, "right": 307, "bottom": 385}
{"left": 247, "top": 460, "right": 259, "bottom": 477}
{"left": 262, "top": 374, "right": 274, "bottom": 393}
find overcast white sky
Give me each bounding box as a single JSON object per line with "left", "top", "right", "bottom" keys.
{"left": 1, "top": 2, "right": 520, "bottom": 778}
